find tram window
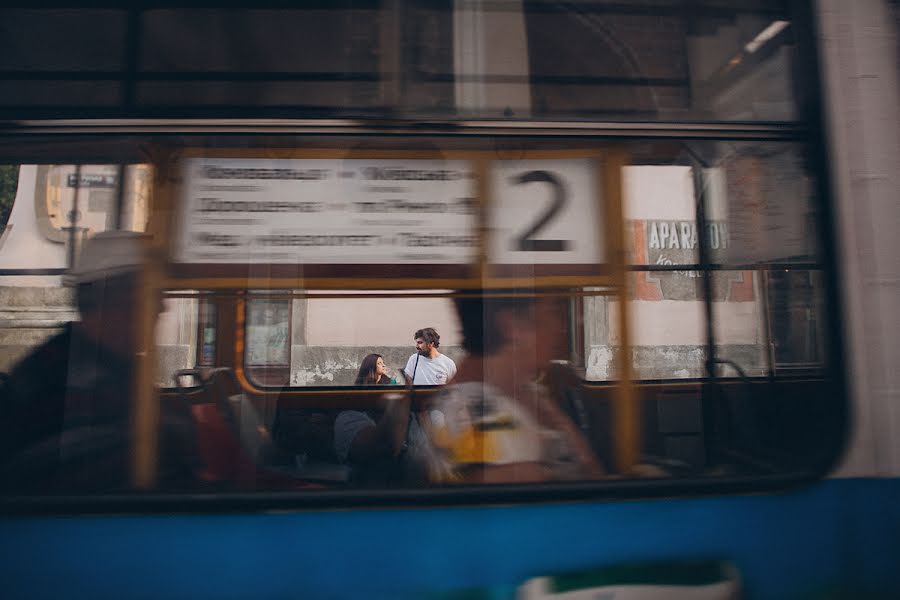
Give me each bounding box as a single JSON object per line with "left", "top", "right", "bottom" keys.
{"left": 246, "top": 293, "right": 462, "bottom": 388}
{"left": 156, "top": 294, "right": 200, "bottom": 387}
{"left": 137, "top": 7, "right": 453, "bottom": 115}
{"left": 0, "top": 4, "right": 806, "bottom": 121}
{"left": 197, "top": 298, "right": 217, "bottom": 367}
{"left": 519, "top": 1, "right": 804, "bottom": 121}
{"left": 614, "top": 141, "right": 825, "bottom": 382}
{"left": 245, "top": 293, "right": 292, "bottom": 387}
{"left": 765, "top": 269, "right": 827, "bottom": 370}
{"left": 710, "top": 270, "right": 770, "bottom": 378}
{"left": 702, "top": 142, "right": 826, "bottom": 376}
{"left": 706, "top": 142, "right": 819, "bottom": 266}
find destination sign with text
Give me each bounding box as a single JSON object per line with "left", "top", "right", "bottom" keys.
{"left": 173, "top": 155, "right": 607, "bottom": 282}
{"left": 174, "top": 158, "right": 479, "bottom": 264}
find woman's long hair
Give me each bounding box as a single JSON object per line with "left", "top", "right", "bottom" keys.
{"left": 354, "top": 353, "right": 390, "bottom": 385}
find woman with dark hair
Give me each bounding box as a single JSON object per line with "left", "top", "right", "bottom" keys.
{"left": 354, "top": 353, "right": 395, "bottom": 386}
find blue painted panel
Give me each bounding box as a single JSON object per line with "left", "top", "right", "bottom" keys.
{"left": 3, "top": 479, "right": 899, "bottom": 600}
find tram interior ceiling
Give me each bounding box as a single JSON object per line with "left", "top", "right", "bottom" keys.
{"left": 0, "top": 1, "right": 847, "bottom": 507}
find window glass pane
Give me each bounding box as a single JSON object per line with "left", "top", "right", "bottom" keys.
{"left": 0, "top": 81, "right": 120, "bottom": 108}
{"left": 702, "top": 142, "right": 819, "bottom": 265}
{"left": 138, "top": 8, "right": 384, "bottom": 113}
{"left": 0, "top": 10, "right": 126, "bottom": 71}
{"left": 0, "top": 142, "right": 840, "bottom": 499}
{"left": 197, "top": 299, "right": 217, "bottom": 367}
{"left": 521, "top": 0, "right": 803, "bottom": 121}
{"left": 711, "top": 270, "right": 768, "bottom": 377}
{"left": 0, "top": 3, "right": 811, "bottom": 121}
{"left": 141, "top": 9, "right": 377, "bottom": 74}
{"left": 257, "top": 293, "right": 463, "bottom": 387}
{"left": 138, "top": 6, "right": 455, "bottom": 115}
{"left": 156, "top": 295, "right": 200, "bottom": 387}
{"left": 245, "top": 295, "right": 292, "bottom": 386}
{"left": 765, "top": 268, "right": 827, "bottom": 370}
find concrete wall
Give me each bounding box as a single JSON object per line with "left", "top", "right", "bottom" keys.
{"left": 0, "top": 286, "right": 76, "bottom": 372}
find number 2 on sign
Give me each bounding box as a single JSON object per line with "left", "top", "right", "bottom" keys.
{"left": 510, "top": 170, "right": 571, "bottom": 252}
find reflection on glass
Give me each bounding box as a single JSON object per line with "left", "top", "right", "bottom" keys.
{"left": 709, "top": 143, "right": 818, "bottom": 265}
{"left": 245, "top": 295, "right": 292, "bottom": 387}
{"left": 2, "top": 4, "right": 804, "bottom": 121}
{"left": 37, "top": 164, "right": 151, "bottom": 244}
{"left": 155, "top": 295, "right": 200, "bottom": 387}
{"left": 765, "top": 269, "right": 826, "bottom": 369}
{"left": 711, "top": 270, "right": 768, "bottom": 377}
{"left": 246, "top": 298, "right": 290, "bottom": 366}
{"left": 197, "top": 299, "right": 216, "bottom": 367}
{"left": 522, "top": 2, "right": 801, "bottom": 121}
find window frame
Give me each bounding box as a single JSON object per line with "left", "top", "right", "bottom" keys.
{"left": 0, "top": 1, "right": 850, "bottom": 514}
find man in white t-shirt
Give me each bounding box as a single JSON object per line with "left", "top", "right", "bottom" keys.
{"left": 403, "top": 327, "right": 457, "bottom": 385}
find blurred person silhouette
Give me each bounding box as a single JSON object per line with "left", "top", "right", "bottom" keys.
{"left": 0, "top": 231, "right": 180, "bottom": 492}
{"left": 427, "top": 291, "right": 604, "bottom": 484}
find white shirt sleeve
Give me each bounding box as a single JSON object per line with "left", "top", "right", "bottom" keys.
{"left": 404, "top": 354, "right": 417, "bottom": 380}
{"left": 446, "top": 356, "right": 458, "bottom": 381}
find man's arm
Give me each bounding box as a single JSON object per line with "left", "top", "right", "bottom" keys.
{"left": 446, "top": 356, "right": 458, "bottom": 381}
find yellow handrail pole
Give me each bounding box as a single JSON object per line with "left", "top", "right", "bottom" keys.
{"left": 604, "top": 149, "right": 639, "bottom": 473}
{"left": 131, "top": 149, "right": 177, "bottom": 489}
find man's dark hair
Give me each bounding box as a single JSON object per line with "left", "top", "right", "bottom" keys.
{"left": 453, "top": 292, "right": 535, "bottom": 355}
{"left": 414, "top": 327, "right": 440, "bottom": 348}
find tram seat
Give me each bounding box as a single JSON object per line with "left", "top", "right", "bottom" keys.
{"left": 164, "top": 368, "right": 331, "bottom": 491}
{"left": 160, "top": 375, "right": 250, "bottom": 488}
{"left": 272, "top": 406, "right": 340, "bottom": 464}
{"left": 637, "top": 386, "right": 706, "bottom": 475}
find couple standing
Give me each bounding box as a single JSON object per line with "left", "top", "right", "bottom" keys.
{"left": 355, "top": 327, "right": 457, "bottom": 387}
